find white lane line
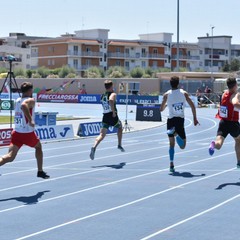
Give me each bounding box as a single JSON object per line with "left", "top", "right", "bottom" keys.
{"left": 1, "top": 135, "right": 216, "bottom": 176}
{"left": 0, "top": 151, "right": 234, "bottom": 213}
{"left": 0, "top": 142, "right": 230, "bottom": 192}
{"left": 140, "top": 193, "right": 240, "bottom": 240}
{"left": 15, "top": 167, "right": 235, "bottom": 240}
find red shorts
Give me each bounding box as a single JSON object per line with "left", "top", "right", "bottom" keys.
{"left": 11, "top": 130, "right": 40, "bottom": 148}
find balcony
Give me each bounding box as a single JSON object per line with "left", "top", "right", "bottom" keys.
{"left": 81, "top": 51, "right": 103, "bottom": 58}
{"left": 68, "top": 50, "right": 103, "bottom": 58}
{"left": 108, "top": 52, "right": 168, "bottom": 59}
{"left": 172, "top": 55, "right": 200, "bottom": 61}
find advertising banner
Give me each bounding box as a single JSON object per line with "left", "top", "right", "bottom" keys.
{"left": 37, "top": 94, "right": 78, "bottom": 103}
{"left": 35, "top": 124, "right": 74, "bottom": 141}
{"left": 117, "top": 95, "right": 159, "bottom": 105}
{"left": 0, "top": 128, "right": 12, "bottom": 146}
{"left": 78, "top": 94, "right": 101, "bottom": 104}
{"left": 77, "top": 122, "right": 117, "bottom": 137}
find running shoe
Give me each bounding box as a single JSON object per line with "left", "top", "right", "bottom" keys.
{"left": 90, "top": 147, "right": 96, "bottom": 160}
{"left": 37, "top": 171, "right": 50, "bottom": 179}
{"left": 208, "top": 141, "right": 215, "bottom": 156}
{"left": 118, "top": 145, "right": 125, "bottom": 152}
{"left": 167, "top": 127, "right": 175, "bottom": 135}
{"left": 176, "top": 135, "right": 184, "bottom": 148}
{"left": 170, "top": 165, "right": 175, "bottom": 173}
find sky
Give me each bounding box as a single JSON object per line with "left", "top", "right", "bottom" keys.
{"left": 2, "top": 0, "right": 240, "bottom": 44}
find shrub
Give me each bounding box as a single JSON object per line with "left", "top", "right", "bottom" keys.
{"left": 130, "top": 67, "right": 144, "bottom": 78}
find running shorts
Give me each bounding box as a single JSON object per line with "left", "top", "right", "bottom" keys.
{"left": 102, "top": 112, "right": 122, "bottom": 129}
{"left": 217, "top": 120, "right": 240, "bottom": 138}
{"left": 11, "top": 130, "right": 40, "bottom": 148}
{"left": 167, "top": 117, "right": 186, "bottom": 139}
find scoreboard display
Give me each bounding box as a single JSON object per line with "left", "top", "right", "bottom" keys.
{"left": 136, "top": 104, "right": 162, "bottom": 121}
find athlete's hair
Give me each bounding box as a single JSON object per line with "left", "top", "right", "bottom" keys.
{"left": 21, "top": 82, "right": 33, "bottom": 93}
{"left": 104, "top": 80, "right": 113, "bottom": 90}
{"left": 226, "top": 77, "right": 237, "bottom": 89}
{"left": 170, "top": 76, "right": 179, "bottom": 88}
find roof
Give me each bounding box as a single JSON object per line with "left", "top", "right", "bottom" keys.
{"left": 30, "top": 38, "right": 101, "bottom": 46}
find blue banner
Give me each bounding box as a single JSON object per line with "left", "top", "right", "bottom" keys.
{"left": 78, "top": 121, "right": 118, "bottom": 137}
{"left": 117, "top": 95, "right": 159, "bottom": 105}
{"left": 77, "top": 94, "right": 159, "bottom": 105}
{"left": 78, "top": 94, "right": 101, "bottom": 103}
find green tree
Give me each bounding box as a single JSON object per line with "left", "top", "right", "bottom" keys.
{"left": 26, "top": 69, "right": 34, "bottom": 78}
{"left": 13, "top": 68, "right": 26, "bottom": 78}
{"left": 84, "top": 66, "right": 104, "bottom": 78}
{"left": 130, "top": 67, "right": 144, "bottom": 78}
{"left": 0, "top": 67, "right": 7, "bottom": 74}
{"left": 37, "top": 67, "right": 50, "bottom": 78}
{"left": 106, "top": 66, "right": 127, "bottom": 78}
{"left": 230, "top": 59, "right": 240, "bottom": 71}
{"left": 222, "top": 61, "right": 230, "bottom": 72}
{"left": 59, "top": 65, "right": 76, "bottom": 78}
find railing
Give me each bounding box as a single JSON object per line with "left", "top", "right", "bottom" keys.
{"left": 67, "top": 50, "right": 103, "bottom": 57}
{"left": 195, "top": 93, "right": 221, "bottom": 105}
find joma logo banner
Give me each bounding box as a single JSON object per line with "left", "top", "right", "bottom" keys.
{"left": 77, "top": 122, "right": 117, "bottom": 137}
{"left": 35, "top": 125, "right": 74, "bottom": 141}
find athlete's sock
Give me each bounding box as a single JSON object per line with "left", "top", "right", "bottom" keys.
{"left": 169, "top": 147, "right": 175, "bottom": 161}
{"left": 176, "top": 136, "right": 184, "bottom": 148}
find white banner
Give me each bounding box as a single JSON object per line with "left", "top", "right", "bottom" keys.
{"left": 35, "top": 124, "right": 74, "bottom": 142}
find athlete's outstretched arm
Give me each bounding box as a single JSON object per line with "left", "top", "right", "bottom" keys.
{"left": 160, "top": 93, "right": 168, "bottom": 112}
{"left": 232, "top": 93, "right": 240, "bottom": 109}
{"left": 184, "top": 92, "right": 199, "bottom": 126}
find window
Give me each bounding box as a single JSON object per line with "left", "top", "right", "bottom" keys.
{"left": 86, "top": 47, "right": 91, "bottom": 52}
{"left": 152, "top": 61, "right": 158, "bottom": 69}
{"left": 73, "top": 46, "right": 78, "bottom": 55}
{"left": 116, "top": 47, "right": 121, "bottom": 53}
{"left": 116, "top": 60, "right": 121, "bottom": 66}
{"left": 48, "top": 46, "right": 54, "bottom": 53}
{"left": 73, "top": 59, "right": 78, "bottom": 68}
{"left": 86, "top": 59, "right": 91, "bottom": 66}
{"left": 125, "top": 48, "right": 130, "bottom": 57}
{"left": 141, "top": 61, "right": 146, "bottom": 68}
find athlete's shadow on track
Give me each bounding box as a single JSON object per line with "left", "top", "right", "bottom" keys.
{"left": 215, "top": 182, "right": 240, "bottom": 190}
{"left": 169, "top": 172, "right": 206, "bottom": 178}
{"left": 0, "top": 190, "right": 50, "bottom": 205}
{"left": 92, "top": 162, "right": 126, "bottom": 169}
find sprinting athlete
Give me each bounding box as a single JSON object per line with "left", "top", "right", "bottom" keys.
{"left": 0, "top": 82, "right": 49, "bottom": 179}
{"left": 209, "top": 77, "right": 240, "bottom": 167}
{"left": 90, "top": 80, "right": 124, "bottom": 160}
{"left": 160, "top": 76, "right": 199, "bottom": 172}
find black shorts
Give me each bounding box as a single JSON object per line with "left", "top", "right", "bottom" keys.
{"left": 102, "top": 112, "right": 121, "bottom": 129}
{"left": 217, "top": 120, "right": 240, "bottom": 138}
{"left": 167, "top": 117, "right": 186, "bottom": 139}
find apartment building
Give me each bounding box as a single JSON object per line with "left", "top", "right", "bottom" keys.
{"left": 30, "top": 29, "right": 200, "bottom": 74}
{"left": 198, "top": 35, "right": 232, "bottom": 72}
{"left": 28, "top": 29, "right": 240, "bottom": 73}
{"left": 0, "top": 33, "right": 49, "bottom": 70}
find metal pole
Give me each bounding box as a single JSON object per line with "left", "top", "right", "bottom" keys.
{"left": 176, "top": 0, "right": 180, "bottom": 71}
{"left": 211, "top": 26, "right": 215, "bottom": 80}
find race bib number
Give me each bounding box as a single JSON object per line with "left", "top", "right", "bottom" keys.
{"left": 14, "top": 112, "right": 23, "bottom": 127}
{"left": 219, "top": 106, "right": 228, "bottom": 118}
{"left": 101, "top": 96, "right": 111, "bottom": 113}
{"left": 102, "top": 102, "right": 111, "bottom": 112}
{"left": 172, "top": 102, "right": 184, "bottom": 114}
